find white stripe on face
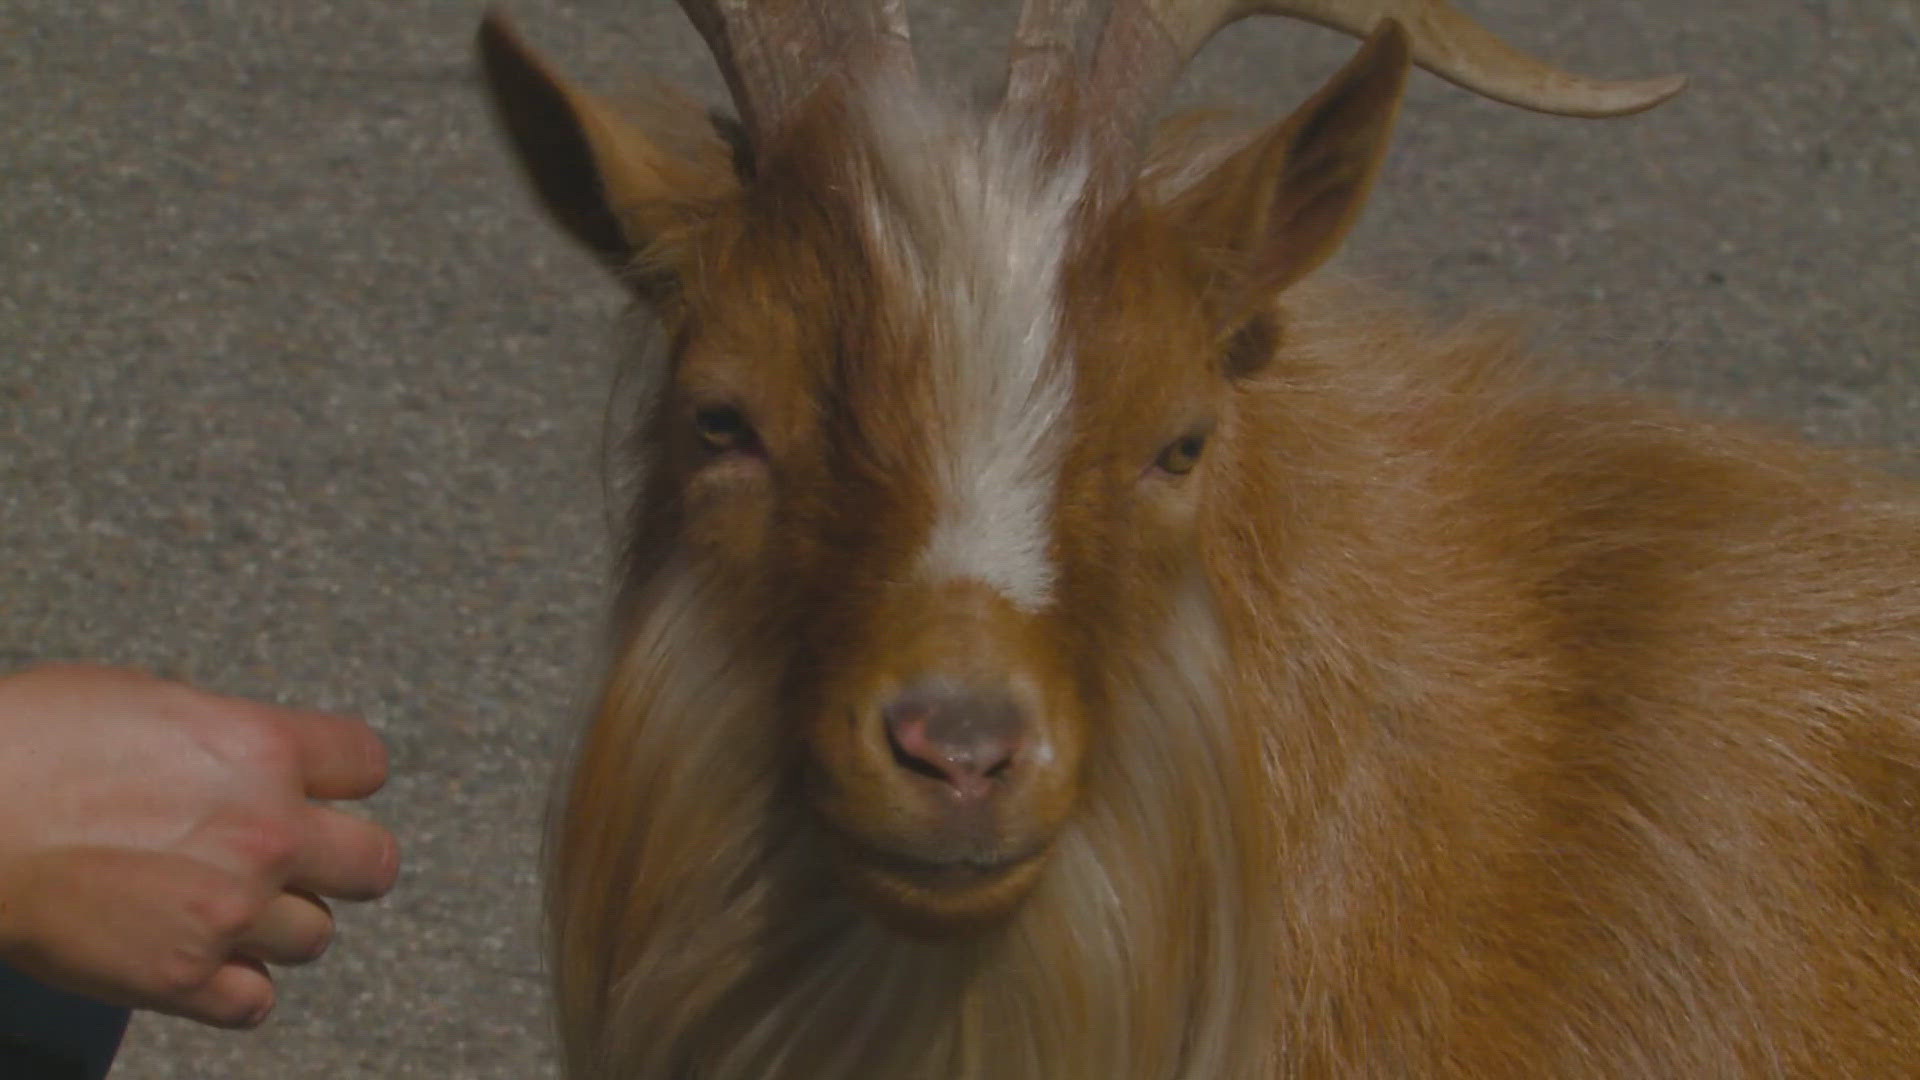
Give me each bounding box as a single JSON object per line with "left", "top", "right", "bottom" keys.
{"left": 858, "top": 87, "right": 1088, "bottom": 612}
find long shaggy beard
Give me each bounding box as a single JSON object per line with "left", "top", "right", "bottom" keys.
{"left": 550, "top": 566, "right": 1273, "bottom": 1079}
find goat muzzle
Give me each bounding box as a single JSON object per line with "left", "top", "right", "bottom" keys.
{"left": 805, "top": 584, "right": 1084, "bottom": 932}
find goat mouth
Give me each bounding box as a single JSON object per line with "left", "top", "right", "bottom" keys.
{"left": 863, "top": 845, "right": 1039, "bottom": 889}
{"left": 832, "top": 835, "right": 1051, "bottom": 933}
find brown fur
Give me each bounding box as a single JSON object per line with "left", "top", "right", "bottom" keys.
{"left": 478, "top": 12, "right": 1920, "bottom": 1078}
{"left": 1210, "top": 283, "right": 1920, "bottom": 1075}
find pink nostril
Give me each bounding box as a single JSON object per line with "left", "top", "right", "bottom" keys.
{"left": 882, "top": 680, "right": 1025, "bottom": 799}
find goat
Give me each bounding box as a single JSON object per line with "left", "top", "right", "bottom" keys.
{"left": 477, "top": 1, "right": 1920, "bottom": 1076}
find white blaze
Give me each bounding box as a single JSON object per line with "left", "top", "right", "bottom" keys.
{"left": 858, "top": 87, "right": 1088, "bottom": 612}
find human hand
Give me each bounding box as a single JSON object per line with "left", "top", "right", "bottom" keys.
{"left": 0, "top": 662, "right": 399, "bottom": 1029}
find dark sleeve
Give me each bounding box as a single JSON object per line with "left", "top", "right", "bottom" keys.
{"left": 0, "top": 962, "right": 130, "bottom": 1080}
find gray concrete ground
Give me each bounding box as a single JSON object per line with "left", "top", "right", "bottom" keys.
{"left": 2, "top": 0, "right": 1914, "bottom": 1076}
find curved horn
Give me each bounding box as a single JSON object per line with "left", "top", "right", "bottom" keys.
{"left": 677, "top": 0, "right": 916, "bottom": 142}
{"left": 1082, "top": 0, "right": 1684, "bottom": 147}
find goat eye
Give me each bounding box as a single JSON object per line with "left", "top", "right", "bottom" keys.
{"left": 693, "top": 404, "right": 758, "bottom": 453}
{"left": 1155, "top": 432, "right": 1207, "bottom": 476}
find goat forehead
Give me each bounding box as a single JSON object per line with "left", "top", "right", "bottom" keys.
{"left": 847, "top": 87, "right": 1089, "bottom": 612}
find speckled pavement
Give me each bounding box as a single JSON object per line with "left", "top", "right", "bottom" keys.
{"left": 2, "top": 1, "right": 1914, "bottom": 1076}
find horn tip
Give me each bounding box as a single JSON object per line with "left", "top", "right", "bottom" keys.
{"left": 1505, "top": 72, "right": 1690, "bottom": 119}
{"left": 1591, "top": 72, "right": 1690, "bottom": 118}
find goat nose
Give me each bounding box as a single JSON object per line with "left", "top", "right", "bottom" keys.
{"left": 882, "top": 679, "right": 1025, "bottom": 800}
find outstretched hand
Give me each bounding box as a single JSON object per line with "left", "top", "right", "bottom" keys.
{"left": 0, "top": 663, "right": 399, "bottom": 1029}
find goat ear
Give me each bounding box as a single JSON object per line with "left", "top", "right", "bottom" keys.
{"left": 1172, "top": 19, "right": 1411, "bottom": 326}
{"left": 478, "top": 12, "right": 735, "bottom": 289}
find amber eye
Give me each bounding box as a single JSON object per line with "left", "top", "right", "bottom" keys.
{"left": 1155, "top": 431, "right": 1208, "bottom": 476}
{"left": 693, "top": 403, "right": 759, "bottom": 454}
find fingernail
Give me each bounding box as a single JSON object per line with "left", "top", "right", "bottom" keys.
{"left": 306, "top": 923, "right": 336, "bottom": 962}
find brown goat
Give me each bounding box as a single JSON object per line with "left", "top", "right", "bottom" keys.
{"left": 478, "top": 1, "right": 1920, "bottom": 1076}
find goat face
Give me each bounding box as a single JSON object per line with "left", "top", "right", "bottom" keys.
{"left": 617, "top": 99, "right": 1236, "bottom": 934}
{"left": 478, "top": 12, "right": 1414, "bottom": 935}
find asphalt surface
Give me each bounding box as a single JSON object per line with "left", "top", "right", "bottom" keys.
{"left": 2, "top": 1, "right": 1915, "bottom": 1076}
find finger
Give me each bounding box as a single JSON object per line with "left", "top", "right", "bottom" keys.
{"left": 219, "top": 696, "right": 390, "bottom": 800}
{"left": 169, "top": 956, "right": 277, "bottom": 1030}
{"left": 231, "top": 890, "right": 335, "bottom": 966}
{"left": 287, "top": 804, "right": 400, "bottom": 901}
{"left": 1, "top": 847, "right": 266, "bottom": 1012}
